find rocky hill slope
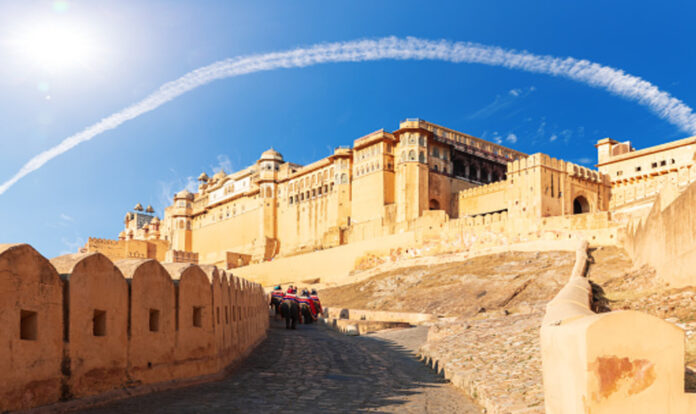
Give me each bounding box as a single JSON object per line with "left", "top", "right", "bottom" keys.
{"left": 320, "top": 250, "right": 575, "bottom": 317}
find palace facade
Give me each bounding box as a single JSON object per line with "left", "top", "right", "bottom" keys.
{"left": 86, "top": 117, "right": 696, "bottom": 269}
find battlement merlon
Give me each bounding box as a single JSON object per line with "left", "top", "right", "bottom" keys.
{"left": 507, "top": 153, "right": 610, "bottom": 185}
{"left": 458, "top": 180, "right": 507, "bottom": 199}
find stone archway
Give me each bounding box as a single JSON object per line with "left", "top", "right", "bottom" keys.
{"left": 573, "top": 195, "right": 590, "bottom": 214}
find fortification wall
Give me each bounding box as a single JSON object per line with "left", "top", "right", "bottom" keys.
{"left": 458, "top": 181, "right": 507, "bottom": 217}
{"left": 87, "top": 238, "right": 169, "bottom": 262}
{"left": 0, "top": 245, "right": 268, "bottom": 412}
{"left": 541, "top": 240, "right": 696, "bottom": 413}
{"left": 624, "top": 179, "right": 696, "bottom": 287}
{"left": 233, "top": 231, "right": 417, "bottom": 287}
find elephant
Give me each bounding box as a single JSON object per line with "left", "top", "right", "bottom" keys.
{"left": 299, "top": 301, "right": 314, "bottom": 324}
{"left": 279, "top": 298, "right": 300, "bottom": 329}
{"left": 269, "top": 295, "right": 283, "bottom": 317}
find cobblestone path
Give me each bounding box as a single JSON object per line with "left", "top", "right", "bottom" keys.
{"left": 78, "top": 319, "right": 480, "bottom": 413}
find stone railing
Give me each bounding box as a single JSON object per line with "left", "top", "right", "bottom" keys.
{"left": 540, "top": 240, "right": 696, "bottom": 413}
{"left": 323, "top": 307, "right": 437, "bottom": 325}
{"left": 0, "top": 243, "right": 269, "bottom": 412}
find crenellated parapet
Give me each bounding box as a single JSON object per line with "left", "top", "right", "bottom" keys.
{"left": 166, "top": 249, "right": 199, "bottom": 264}
{"left": 459, "top": 180, "right": 507, "bottom": 198}
{"left": 0, "top": 244, "right": 269, "bottom": 412}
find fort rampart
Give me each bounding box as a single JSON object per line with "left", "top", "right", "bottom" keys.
{"left": 624, "top": 179, "right": 696, "bottom": 288}
{"left": 540, "top": 240, "right": 696, "bottom": 413}
{"left": 0, "top": 244, "right": 269, "bottom": 412}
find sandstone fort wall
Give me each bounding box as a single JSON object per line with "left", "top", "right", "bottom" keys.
{"left": 0, "top": 244, "right": 269, "bottom": 412}
{"left": 624, "top": 179, "right": 696, "bottom": 287}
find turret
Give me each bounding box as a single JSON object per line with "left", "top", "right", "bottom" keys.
{"left": 171, "top": 189, "right": 194, "bottom": 251}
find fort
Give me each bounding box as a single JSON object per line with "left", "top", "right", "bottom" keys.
{"left": 5, "top": 117, "right": 696, "bottom": 412}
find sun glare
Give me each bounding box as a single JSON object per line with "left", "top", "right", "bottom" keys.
{"left": 12, "top": 22, "right": 96, "bottom": 72}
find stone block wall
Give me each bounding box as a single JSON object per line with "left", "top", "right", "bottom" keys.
{"left": 0, "top": 244, "right": 269, "bottom": 412}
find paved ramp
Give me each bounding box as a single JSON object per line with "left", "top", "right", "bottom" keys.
{"left": 78, "top": 319, "right": 480, "bottom": 413}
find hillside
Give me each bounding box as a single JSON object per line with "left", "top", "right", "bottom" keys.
{"left": 320, "top": 250, "right": 575, "bottom": 317}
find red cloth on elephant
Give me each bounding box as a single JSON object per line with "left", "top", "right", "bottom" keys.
{"left": 297, "top": 296, "right": 317, "bottom": 319}
{"left": 310, "top": 295, "right": 322, "bottom": 315}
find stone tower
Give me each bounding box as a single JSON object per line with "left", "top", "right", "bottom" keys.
{"left": 171, "top": 189, "right": 193, "bottom": 251}
{"left": 256, "top": 149, "right": 282, "bottom": 258}
{"left": 395, "top": 123, "right": 429, "bottom": 223}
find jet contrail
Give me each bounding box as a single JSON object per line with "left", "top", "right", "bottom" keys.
{"left": 2, "top": 36, "right": 694, "bottom": 195}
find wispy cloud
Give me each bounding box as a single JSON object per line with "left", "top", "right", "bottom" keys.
{"left": 59, "top": 234, "right": 85, "bottom": 256}
{"left": 211, "top": 153, "right": 233, "bottom": 174}
{"left": 549, "top": 134, "right": 558, "bottom": 142}
{"left": 576, "top": 157, "right": 594, "bottom": 165}
{"left": 467, "top": 86, "right": 535, "bottom": 120}
{"left": 46, "top": 212, "right": 76, "bottom": 229}
{"left": 2, "top": 36, "right": 695, "bottom": 195}
{"left": 506, "top": 133, "right": 518, "bottom": 144}
{"left": 155, "top": 173, "right": 197, "bottom": 214}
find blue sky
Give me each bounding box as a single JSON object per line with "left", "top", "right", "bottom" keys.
{"left": 0, "top": 0, "right": 694, "bottom": 257}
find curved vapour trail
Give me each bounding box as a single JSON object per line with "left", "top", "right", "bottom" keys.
{"left": 2, "top": 36, "right": 695, "bottom": 195}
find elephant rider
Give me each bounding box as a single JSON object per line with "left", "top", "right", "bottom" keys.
{"left": 269, "top": 285, "right": 284, "bottom": 315}
{"left": 270, "top": 285, "right": 283, "bottom": 304}
{"left": 310, "top": 289, "right": 322, "bottom": 316}
{"left": 297, "top": 289, "right": 317, "bottom": 323}
{"left": 283, "top": 286, "right": 298, "bottom": 301}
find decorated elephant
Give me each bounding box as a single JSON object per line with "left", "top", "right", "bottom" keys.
{"left": 269, "top": 286, "right": 284, "bottom": 317}
{"left": 279, "top": 290, "right": 300, "bottom": 329}
{"left": 298, "top": 290, "right": 317, "bottom": 324}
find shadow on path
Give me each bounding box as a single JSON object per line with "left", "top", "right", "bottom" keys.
{"left": 76, "top": 319, "right": 479, "bottom": 413}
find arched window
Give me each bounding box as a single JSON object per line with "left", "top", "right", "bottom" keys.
{"left": 400, "top": 151, "right": 406, "bottom": 162}
{"left": 408, "top": 150, "right": 416, "bottom": 161}
{"left": 433, "top": 147, "right": 440, "bottom": 158}
{"left": 419, "top": 152, "right": 425, "bottom": 163}
{"left": 419, "top": 136, "right": 425, "bottom": 146}
{"left": 340, "top": 173, "right": 348, "bottom": 184}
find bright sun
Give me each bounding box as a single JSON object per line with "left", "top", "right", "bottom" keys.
{"left": 12, "top": 23, "right": 96, "bottom": 72}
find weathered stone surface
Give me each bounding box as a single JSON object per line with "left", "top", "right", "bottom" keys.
{"left": 421, "top": 307, "right": 546, "bottom": 414}
{"left": 78, "top": 321, "right": 481, "bottom": 413}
